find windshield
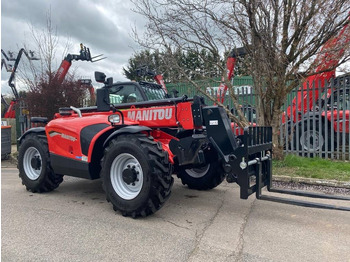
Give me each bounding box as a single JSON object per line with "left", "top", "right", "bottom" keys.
{"left": 316, "top": 88, "right": 350, "bottom": 110}
{"left": 139, "top": 82, "right": 167, "bottom": 101}
{"left": 332, "top": 89, "right": 350, "bottom": 110}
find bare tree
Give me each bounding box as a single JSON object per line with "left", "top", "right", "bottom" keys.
{"left": 15, "top": 10, "right": 86, "bottom": 119}
{"left": 18, "top": 9, "right": 72, "bottom": 88}
{"left": 131, "top": 0, "right": 350, "bottom": 159}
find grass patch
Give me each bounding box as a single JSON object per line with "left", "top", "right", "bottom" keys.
{"left": 273, "top": 154, "right": 350, "bottom": 181}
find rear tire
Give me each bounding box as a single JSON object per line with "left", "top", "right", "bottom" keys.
{"left": 177, "top": 152, "right": 225, "bottom": 190}
{"left": 101, "top": 134, "right": 173, "bottom": 218}
{"left": 18, "top": 133, "right": 63, "bottom": 192}
{"left": 296, "top": 120, "right": 333, "bottom": 156}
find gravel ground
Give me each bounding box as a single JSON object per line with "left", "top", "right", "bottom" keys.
{"left": 272, "top": 181, "right": 350, "bottom": 196}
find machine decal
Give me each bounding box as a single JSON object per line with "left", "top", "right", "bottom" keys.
{"left": 127, "top": 108, "right": 173, "bottom": 121}
{"left": 75, "top": 155, "right": 88, "bottom": 162}
{"left": 61, "top": 133, "right": 77, "bottom": 142}
{"left": 49, "top": 131, "right": 77, "bottom": 141}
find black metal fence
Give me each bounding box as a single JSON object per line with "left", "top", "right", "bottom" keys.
{"left": 282, "top": 74, "right": 349, "bottom": 160}
{"left": 168, "top": 74, "right": 350, "bottom": 160}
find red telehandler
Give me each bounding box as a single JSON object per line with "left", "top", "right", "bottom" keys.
{"left": 1, "top": 50, "right": 13, "bottom": 117}
{"left": 216, "top": 47, "right": 247, "bottom": 104}
{"left": 1, "top": 44, "right": 103, "bottom": 119}
{"left": 1, "top": 48, "right": 39, "bottom": 118}
{"left": 54, "top": 43, "right": 105, "bottom": 103}
{"left": 135, "top": 65, "right": 171, "bottom": 96}
{"left": 17, "top": 69, "right": 350, "bottom": 217}
{"left": 283, "top": 20, "right": 350, "bottom": 153}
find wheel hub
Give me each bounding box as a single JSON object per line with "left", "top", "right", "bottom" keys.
{"left": 307, "top": 133, "right": 317, "bottom": 147}
{"left": 122, "top": 165, "right": 139, "bottom": 185}
{"left": 31, "top": 156, "right": 42, "bottom": 170}
{"left": 23, "top": 147, "right": 42, "bottom": 180}
{"left": 301, "top": 130, "right": 323, "bottom": 151}
{"left": 185, "top": 164, "right": 210, "bottom": 178}
{"left": 110, "top": 153, "right": 144, "bottom": 200}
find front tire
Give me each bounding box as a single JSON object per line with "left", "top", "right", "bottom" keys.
{"left": 101, "top": 134, "right": 173, "bottom": 218}
{"left": 18, "top": 133, "right": 63, "bottom": 193}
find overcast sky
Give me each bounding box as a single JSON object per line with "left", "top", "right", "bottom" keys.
{"left": 1, "top": 0, "right": 146, "bottom": 95}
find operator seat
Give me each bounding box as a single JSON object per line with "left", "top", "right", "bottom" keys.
{"left": 123, "top": 93, "right": 137, "bottom": 103}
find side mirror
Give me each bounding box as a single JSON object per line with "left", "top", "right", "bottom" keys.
{"left": 95, "top": 71, "right": 106, "bottom": 83}
{"left": 106, "top": 77, "right": 113, "bottom": 87}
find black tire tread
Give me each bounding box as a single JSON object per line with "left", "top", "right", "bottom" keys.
{"left": 177, "top": 168, "right": 225, "bottom": 190}
{"left": 18, "top": 133, "right": 63, "bottom": 193}
{"left": 177, "top": 151, "right": 225, "bottom": 190}
{"left": 101, "top": 134, "right": 173, "bottom": 218}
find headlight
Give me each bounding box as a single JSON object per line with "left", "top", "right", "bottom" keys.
{"left": 108, "top": 114, "right": 120, "bottom": 124}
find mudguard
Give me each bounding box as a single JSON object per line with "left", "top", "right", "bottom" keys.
{"left": 103, "top": 126, "right": 151, "bottom": 147}
{"left": 18, "top": 127, "right": 46, "bottom": 144}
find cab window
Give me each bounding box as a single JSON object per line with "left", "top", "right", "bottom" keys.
{"left": 109, "top": 84, "right": 144, "bottom": 104}
{"left": 332, "top": 90, "right": 350, "bottom": 110}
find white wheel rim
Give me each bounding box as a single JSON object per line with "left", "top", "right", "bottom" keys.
{"left": 110, "top": 153, "right": 143, "bottom": 200}
{"left": 185, "top": 164, "right": 210, "bottom": 178}
{"left": 23, "top": 147, "right": 42, "bottom": 180}
{"left": 300, "top": 130, "right": 324, "bottom": 153}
